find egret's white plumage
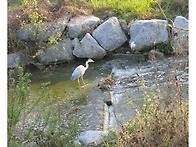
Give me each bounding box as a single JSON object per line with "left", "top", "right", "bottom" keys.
{"left": 71, "top": 59, "right": 94, "bottom": 86}
{"left": 130, "top": 41, "right": 136, "bottom": 50}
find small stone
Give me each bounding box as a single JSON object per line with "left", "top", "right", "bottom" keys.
{"left": 77, "top": 130, "right": 109, "bottom": 145}
{"left": 148, "top": 50, "right": 164, "bottom": 61}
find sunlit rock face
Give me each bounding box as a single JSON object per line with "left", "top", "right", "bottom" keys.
{"left": 68, "top": 15, "right": 100, "bottom": 38}
{"left": 129, "top": 19, "right": 168, "bottom": 51}
{"left": 39, "top": 38, "right": 75, "bottom": 63}
{"left": 92, "top": 17, "right": 127, "bottom": 51}
{"left": 73, "top": 33, "right": 106, "bottom": 59}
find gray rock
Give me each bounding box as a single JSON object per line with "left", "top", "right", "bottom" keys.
{"left": 129, "top": 19, "right": 168, "bottom": 51}
{"left": 173, "top": 16, "right": 189, "bottom": 53}
{"left": 77, "top": 130, "right": 108, "bottom": 145}
{"left": 92, "top": 17, "right": 128, "bottom": 51}
{"left": 8, "top": 51, "right": 31, "bottom": 68}
{"left": 17, "top": 22, "right": 66, "bottom": 41}
{"left": 68, "top": 15, "right": 100, "bottom": 38}
{"left": 73, "top": 33, "right": 106, "bottom": 59}
{"left": 39, "top": 38, "right": 74, "bottom": 63}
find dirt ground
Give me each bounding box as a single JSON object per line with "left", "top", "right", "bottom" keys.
{"left": 8, "top": 0, "right": 93, "bottom": 32}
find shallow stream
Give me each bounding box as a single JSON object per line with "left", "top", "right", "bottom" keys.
{"left": 28, "top": 54, "right": 188, "bottom": 132}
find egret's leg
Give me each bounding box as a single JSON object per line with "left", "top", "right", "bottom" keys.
{"left": 81, "top": 76, "right": 85, "bottom": 85}
{"left": 77, "top": 78, "right": 81, "bottom": 87}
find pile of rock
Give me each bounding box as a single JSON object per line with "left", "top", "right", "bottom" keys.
{"left": 8, "top": 15, "right": 188, "bottom": 68}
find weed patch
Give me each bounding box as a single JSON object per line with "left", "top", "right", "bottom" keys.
{"left": 8, "top": 67, "right": 81, "bottom": 146}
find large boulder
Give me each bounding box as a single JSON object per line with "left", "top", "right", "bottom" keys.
{"left": 129, "top": 19, "right": 168, "bottom": 51}
{"left": 68, "top": 15, "right": 100, "bottom": 38}
{"left": 17, "top": 22, "right": 66, "bottom": 41}
{"left": 92, "top": 17, "right": 127, "bottom": 51}
{"left": 73, "top": 33, "right": 106, "bottom": 59}
{"left": 173, "top": 16, "right": 189, "bottom": 53}
{"left": 39, "top": 38, "right": 74, "bottom": 63}
{"left": 77, "top": 130, "right": 108, "bottom": 145}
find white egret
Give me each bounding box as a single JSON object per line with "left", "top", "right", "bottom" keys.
{"left": 71, "top": 59, "right": 94, "bottom": 86}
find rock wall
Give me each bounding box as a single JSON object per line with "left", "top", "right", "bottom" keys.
{"left": 8, "top": 15, "right": 189, "bottom": 68}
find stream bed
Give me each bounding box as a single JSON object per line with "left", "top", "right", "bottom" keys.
{"left": 15, "top": 54, "right": 188, "bottom": 146}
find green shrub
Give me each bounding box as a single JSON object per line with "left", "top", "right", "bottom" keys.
{"left": 8, "top": 76, "right": 81, "bottom": 146}
{"left": 8, "top": 32, "right": 29, "bottom": 53}
{"left": 8, "top": 66, "right": 31, "bottom": 143}
{"left": 21, "top": 0, "right": 44, "bottom": 23}
{"left": 156, "top": 42, "right": 172, "bottom": 54}
{"left": 48, "top": 36, "right": 60, "bottom": 45}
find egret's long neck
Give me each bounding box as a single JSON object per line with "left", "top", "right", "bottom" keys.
{"left": 84, "top": 61, "right": 90, "bottom": 71}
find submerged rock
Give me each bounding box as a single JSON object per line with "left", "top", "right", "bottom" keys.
{"left": 92, "top": 17, "right": 127, "bottom": 51}
{"left": 129, "top": 19, "right": 168, "bottom": 51}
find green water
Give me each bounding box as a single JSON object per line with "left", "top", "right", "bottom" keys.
{"left": 29, "top": 59, "right": 111, "bottom": 103}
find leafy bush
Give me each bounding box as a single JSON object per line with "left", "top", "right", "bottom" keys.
{"left": 156, "top": 42, "right": 172, "bottom": 54}
{"left": 8, "top": 66, "right": 31, "bottom": 143}
{"left": 8, "top": 71, "right": 81, "bottom": 146}
{"left": 8, "top": 32, "right": 29, "bottom": 53}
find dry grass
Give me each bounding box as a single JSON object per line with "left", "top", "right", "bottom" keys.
{"left": 118, "top": 98, "right": 188, "bottom": 146}
{"left": 8, "top": 0, "right": 93, "bottom": 53}
{"left": 8, "top": 0, "right": 93, "bottom": 32}
{"left": 107, "top": 51, "right": 189, "bottom": 146}
{"left": 8, "top": 0, "right": 52, "bottom": 32}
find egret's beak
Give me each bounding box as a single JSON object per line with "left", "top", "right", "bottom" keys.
{"left": 89, "top": 59, "right": 95, "bottom": 63}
